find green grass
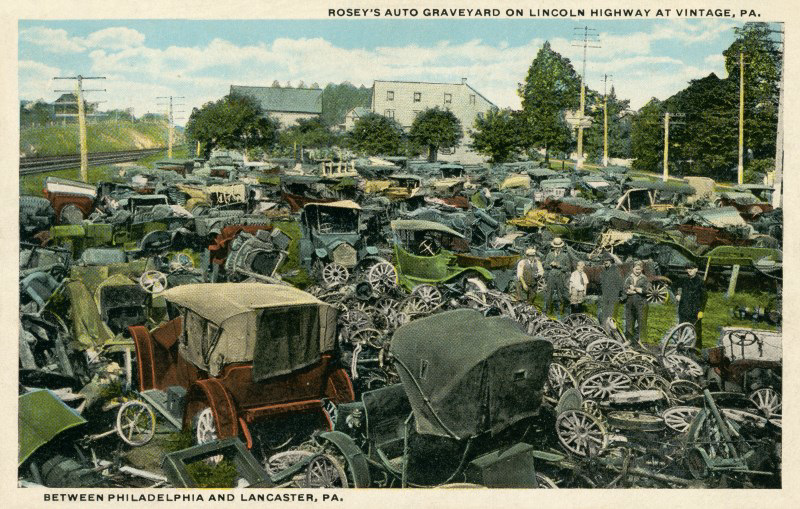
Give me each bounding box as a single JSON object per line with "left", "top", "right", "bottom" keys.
{"left": 533, "top": 290, "right": 775, "bottom": 348}
{"left": 18, "top": 146, "right": 192, "bottom": 196}
{"left": 20, "top": 120, "right": 184, "bottom": 157}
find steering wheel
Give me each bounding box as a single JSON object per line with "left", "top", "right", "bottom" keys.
{"left": 418, "top": 238, "right": 440, "bottom": 256}
{"left": 139, "top": 270, "right": 168, "bottom": 294}
{"left": 318, "top": 222, "right": 335, "bottom": 234}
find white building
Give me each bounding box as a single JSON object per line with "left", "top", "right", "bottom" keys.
{"left": 370, "top": 78, "right": 496, "bottom": 137}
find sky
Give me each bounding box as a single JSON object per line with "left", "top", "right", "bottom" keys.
{"left": 18, "top": 18, "right": 773, "bottom": 124}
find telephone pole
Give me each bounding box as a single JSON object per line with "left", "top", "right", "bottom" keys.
{"left": 572, "top": 27, "right": 600, "bottom": 169}
{"left": 156, "top": 96, "right": 185, "bottom": 159}
{"left": 602, "top": 74, "right": 613, "bottom": 167}
{"left": 738, "top": 51, "right": 746, "bottom": 185}
{"left": 662, "top": 113, "right": 685, "bottom": 182}
{"left": 53, "top": 75, "right": 106, "bottom": 182}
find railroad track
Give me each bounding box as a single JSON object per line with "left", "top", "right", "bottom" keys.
{"left": 19, "top": 148, "right": 170, "bottom": 175}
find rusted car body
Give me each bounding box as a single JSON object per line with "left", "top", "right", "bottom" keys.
{"left": 129, "top": 283, "right": 354, "bottom": 447}
{"left": 43, "top": 177, "right": 97, "bottom": 224}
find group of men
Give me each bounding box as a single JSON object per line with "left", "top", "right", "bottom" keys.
{"left": 516, "top": 237, "right": 707, "bottom": 348}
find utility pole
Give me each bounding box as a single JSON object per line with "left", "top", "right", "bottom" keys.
{"left": 662, "top": 113, "right": 685, "bottom": 182}
{"left": 772, "top": 25, "right": 784, "bottom": 208}
{"left": 738, "top": 51, "right": 746, "bottom": 185}
{"left": 602, "top": 74, "right": 613, "bottom": 167}
{"left": 53, "top": 75, "right": 106, "bottom": 182}
{"left": 572, "top": 27, "right": 600, "bottom": 169}
{"left": 156, "top": 96, "right": 185, "bottom": 159}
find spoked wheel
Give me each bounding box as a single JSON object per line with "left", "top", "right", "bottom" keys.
{"left": 193, "top": 407, "right": 222, "bottom": 464}
{"left": 303, "top": 454, "right": 349, "bottom": 488}
{"left": 579, "top": 371, "right": 631, "bottom": 401}
{"left": 170, "top": 253, "right": 195, "bottom": 271}
{"left": 646, "top": 281, "right": 670, "bottom": 304}
{"left": 555, "top": 410, "right": 608, "bottom": 457}
{"left": 411, "top": 284, "right": 442, "bottom": 312}
{"left": 662, "top": 354, "right": 704, "bottom": 380}
{"left": 563, "top": 313, "right": 599, "bottom": 327}
{"left": 669, "top": 379, "right": 702, "bottom": 401}
{"left": 367, "top": 262, "right": 397, "bottom": 292}
{"left": 115, "top": 400, "right": 157, "bottom": 446}
{"left": 545, "top": 362, "right": 578, "bottom": 401}
{"left": 349, "top": 328, "right": 385, "bottom": 349}
{"left": 322, "top": 263, "right": 349, "bottom": 287}
{"left": 661, "top": 323, "right": 698, "bottom": 356}
{"left": 749, "top": 388, "right": 781, "bottom": 419}
{"left": 139, "top": 270, "right": 168, "bottom": 293}
{"left": 585, "top": 338, "right": 626, "bottom": 363}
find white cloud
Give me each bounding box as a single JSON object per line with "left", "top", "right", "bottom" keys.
{"left": 18, "top": 60, "right": 63, "bottom": 102}
{"left": 20, "top": 27, "right": 85, "bottom": 53}
{"left": 19, "top": 20, "right": 737, "bottom": 116}
{"left": 19, "top": 26, "right": 146, "bottom": 54}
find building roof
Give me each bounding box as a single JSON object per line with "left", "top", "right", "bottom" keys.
{"left": 372, "top": 79, "right": 496, "bottom": 108}
{"left": 230, "top": 85, "right": 322, "bottom": 114}
{"left": 349, "top": 106, "right": 370, "bottom": 117}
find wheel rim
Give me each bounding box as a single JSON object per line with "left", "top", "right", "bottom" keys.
{"left": 663, "top": 355, "right": 704, "bottom": 379}
{"left": 368, "top": 262, "right": 397, "bottom": 291}
{"left": 139, "top": 271, "right": 167, "bottom": 293}
{"left": 546, "top": 363, "right": 577, "bottom": 399}
{"left": 196, "top": 407, "right": 217, "bottom": 444}
{"left": 556, "top": 410, "right": 608, "bottom": 457}
{"left": 322, "top": 263, "right": 349, "bottom": 287}
{"left": 585, "top": 339, "right": 626, "bottom": 362}
{"left": 647, "top": 282, "right": 669, "bottom": 304}
{"left": 749, "top": 388, "right": 781, "bottom": 418}
{"left": 662, "top": 323, "right": 697, "bottom": 356}
{"left": 411, "top": 285, "right": 442, "bottom": 311}
{"left": 116, "top": 401, "right": 156, "bottom": 446}
{"left": 304, "top": 454, "right": 348, "bottom": 488}
{"left": 579, "top": 371, "right": 631, "bottom": 400}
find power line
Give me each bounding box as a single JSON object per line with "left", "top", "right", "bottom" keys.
{"left": 52, "top": 75, "right": 106, "bottom": 182}
{"left": 570, "top": 26, "right": 601, "bottom": 169}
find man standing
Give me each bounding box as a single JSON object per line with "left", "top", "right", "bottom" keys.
{"left": 598, "top": 255, "right": 624, "bottom": 332}
{"left": 516, "top": 247, "right": 544, "bottom": 304}
{"left": 675, "top": 263, "right": 707, "bottom": 349}
{"left": 622, "top": 260, "right": 651, "bottom": 344}
{"left": 544, "top": 237, "right": 570, "bottom": 317}
{"left": 568, "top": 261, "right": 589, "bottom": 314}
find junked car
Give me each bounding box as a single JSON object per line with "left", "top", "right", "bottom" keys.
{"left": 129, "top": 283, "right": 355, "bottom": 450}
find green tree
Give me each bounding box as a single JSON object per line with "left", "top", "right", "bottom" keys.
{"left": 630, "top": 98, "right": 665, "bottom": 172}
{"left": 409, "top": 107, "right": 462, "bottom": 162}
{"left": 185, "top": 94, "right": 280, "bottom": 158}
{"left": 723, "top": 22, "right": 780, "bottom": 162}
{"left": 321, "top": 82, "right": 373, "bottom": 127}
{"left": 280, "top": 117, "right": 334, "bottom": 149}
{"left": 347, "top": 113, "right": 405, "bottom": 155}
{"left": 518, "top": 41, "right": 581, "bottom": 163}
{"left": 583, "top": 86, "right": 632, "bottom": 163}
{"left": 470, "top": 108, "right": 523, "bottom": 163}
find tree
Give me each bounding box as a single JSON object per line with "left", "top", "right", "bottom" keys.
{"left": 409, "top": 107, "right": 462, "bottom": 162}
{"left": 470, "top": 109, "right": 523, "bottom": 163}
{"left": 185, "top": 94, "right": 280, "bottom": 158}
{"left": 279, "top": 117, "right": 334, "bottom": 151}
{"left": 347, "top": 113, "right": 405, "bottom": 156}
{"left": 518, "top": 41, "right": 581, "bottom": 163}
{"left": 583, "top": 86, "right": 632, "bottom": 163}
{"left": 320, "top": 83, "right": 372, "bottom": 127}
{"left": 630, "top": 98, "right": 665, "bottom": 173}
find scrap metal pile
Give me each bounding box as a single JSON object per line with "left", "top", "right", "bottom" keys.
{"left": 18, "top": 152, "right": 781, "bottom": 488}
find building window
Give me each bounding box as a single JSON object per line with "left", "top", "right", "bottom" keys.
{"left": 384, "top": 109, "right": 394, "bottom": 119}
{"left": 470, "top": 94, "right": 476, "bottom": 105}
{"left": 387, "top": 91, "right": 394, "bottom": 101}
{"left": 414, "top": 92, "right": 421, "bottom": 102}
{"left": 444, "top": 93, "right": 452, "bottom": 104}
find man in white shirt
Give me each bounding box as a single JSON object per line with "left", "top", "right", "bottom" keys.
{"left": 568, "top": 261, "right": 589, "bottom": 314}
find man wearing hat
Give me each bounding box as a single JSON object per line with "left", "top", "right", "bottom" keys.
{"left": 674, "top": 262, "right": 707, "bottom": 348}
{"left": 598, "top": 254, "right": 624, "bottom": 332}
{"left": 544, "top": 237, "right": 570, "bottom": 317}
{"left": 621, "top": 260, "right": 651, "bottom": 344}
{"left": 515, "top": 246, "right": 544, "bottom": 304}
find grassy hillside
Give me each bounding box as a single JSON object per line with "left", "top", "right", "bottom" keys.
{"left": 20, "top": 120, "right": 185, "bottom": 157}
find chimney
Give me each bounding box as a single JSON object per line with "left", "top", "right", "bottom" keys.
{"left": 461, "top": 77, "right": 467, "bottom": 84}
